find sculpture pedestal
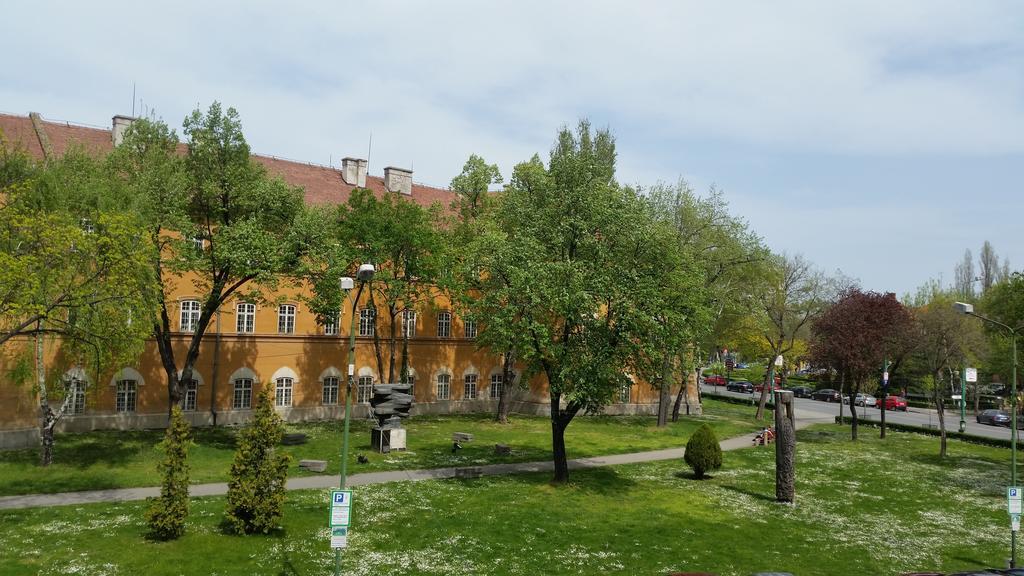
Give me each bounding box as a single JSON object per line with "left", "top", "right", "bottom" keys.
{"left": 371, "top": 428, "right": 406, "bottom": 453}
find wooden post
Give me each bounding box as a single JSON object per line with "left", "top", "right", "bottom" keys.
{"left": 774, "top": 390, "right": 796, "bottom": 503}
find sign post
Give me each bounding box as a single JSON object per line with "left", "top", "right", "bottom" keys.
{"left": 962, "top": 367, "right": 977, "bottom": 433}
{"left": 330, "top": 490, "right": 353, "bottom": 550}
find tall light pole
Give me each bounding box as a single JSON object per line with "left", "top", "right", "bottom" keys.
{"left": 955, "top": 301, "right": 1020, "bottom": 568}
{"left": 336, "top": 263, "right": 374, "bottom": 576}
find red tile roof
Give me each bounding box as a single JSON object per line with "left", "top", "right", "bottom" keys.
{"left": 0, "top": 112, "right": 457, "bottom": 210}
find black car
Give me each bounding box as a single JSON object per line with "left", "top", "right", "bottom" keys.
{"left": 726, "top": 380, "right": 754, "bottom": 393}
{"left": 810, "top": 388, "right": 841, "bottom": 402}
{"left": 788, "top": 386, "right": 813, "bottom": 398}
{"left": 977, "top": 409, "right": 1011, "bottom": 426}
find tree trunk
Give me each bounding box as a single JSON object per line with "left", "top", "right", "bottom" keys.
{"left": 671, "top": 381, "right": 684, "bottom": 422}
{"left": 756, "top": 363, "right": 775, "bottom": 420}
{"left": 400, "top": 330, "right": 410, "bottom": 385}
{"left": 838, "top": 371, "right": 845, "bottom": 422}
{"left": 549, "top": 390, "right": 581, "bottom": 484}
{"left": 551, "top": 399, "right": 569, "bottom": 484}
{"left": 387, "top": 304, "right": 398, "bottom": 384}
{"left": 775, "top": 392, "right": 795, "bottom": 503}
{"left": 849, "top": 387, "right": 859, "bottom": 441}
{"left": 368, "top": 290, "right": 385, "bottom": 383}
{"left": 36, "top": 326, "right": 51, "bottom": 467}
{"left": 935, "top": 373, "right": 947, "bottom": 458}
{"left": 673, "top": 368, "right": 702, "bottom": 421}
{"left": 880, "top": 385, "right": 887, "bottom": 439}
{"left": 683, "top": 368, "right": 702, "bottom": 417}
{"left": 657, "top": 350, "right": 672, "bottom": 427}
{"left": 496, "top": 350, "right": 515, "bottom": 424}
{"left": 40, "top": 409, "right": 56, "bottom": 467}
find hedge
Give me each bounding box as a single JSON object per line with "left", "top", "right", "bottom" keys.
{"left": 834, "top": 416, "right": 1023, "bottom": 449}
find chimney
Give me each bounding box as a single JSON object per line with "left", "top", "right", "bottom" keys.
{"left": 341, "top": 157, "right": 367, "bottom": 187}
{"left": 384, "top": 166, "right": 413, "bottom": 196}
{"left": 111, "top": 115, "right": 136, "bottom": 146}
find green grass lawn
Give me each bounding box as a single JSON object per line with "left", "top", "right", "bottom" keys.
{"left": 0, "top": 399, "right": 760, "bottom": 496}
{"left": 0, "top": 425, "right": 1012, "bottom": 575}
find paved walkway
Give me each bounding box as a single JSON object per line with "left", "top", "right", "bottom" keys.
{"left": 0, "top": 413, "right": 834, "bottom": 511}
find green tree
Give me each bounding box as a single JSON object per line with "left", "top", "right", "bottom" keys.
{"left": 684, "top": 424, "right": 722, "bottom": 479}
{"left": 337, "top": 188, "right": 444, "bottom": 384}
{"left": 449, "top": 153, "right": 501, "bottom": 221}
{"left": 752, "top": 253, "right": 831, "bottom": 420}
{"left": 447, "top": 154, "right": 525, "bottom": 422}
{"left": 225, "top": 387, "right": 290, "bottom": 534}
{"left": 466, "top": 121, "right": 658, "bottom": 482}
{"left": 146, "top": 405, "right": 192, "bottom": 540}
{"left": 0, "top": 143, "right": 157, "bottom": 465}
{"left": 644, "top": 181, "right": 765, "bottom": 420}
{"left": 109, "top": 104, "right": 305, "bottom": 410}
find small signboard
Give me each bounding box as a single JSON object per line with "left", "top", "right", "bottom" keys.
{"left": 965, "top": 367, "right": 978, "bottom": 383}
{"left": 951, "top": 394, "right": 962, "bottom": 400}
{"left": 330, "top": 490, "right": 353, "bottom": 549}
{"left": 1009, "top": 487, "right": 1022, "bottom": 515}
{"left": 774, "top": 355, "right": 784, "bottom": 367}
{"left": 331, "top": 526, "right": 349, "bottom": 548}
{"left": 725, "top": 359, "right": 735, "bottom": 370}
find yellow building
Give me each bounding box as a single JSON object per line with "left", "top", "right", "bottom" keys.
{"left": 0, "top": 112, "right": 654, "bottom": 449}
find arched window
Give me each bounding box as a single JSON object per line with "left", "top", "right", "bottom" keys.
{"left": 229, "top": 367, "right": 258, "bottom": 409}
{"left": 320, "top": 367, "right": 342, "bottom": 405}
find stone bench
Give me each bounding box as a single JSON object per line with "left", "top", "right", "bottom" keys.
{"left": 452, "top": 432, "right": 474, "bottom": 443}
{"left": 298, "top": 459, "right": 327, "bottom": 473}
{"left": 454, "top": 466, "right": 482, "bottom": 479}
{"left": 281, "top": 433, "right": 308, "bottom": 446}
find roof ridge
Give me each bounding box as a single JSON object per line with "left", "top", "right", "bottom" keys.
{"left": 0, "top": 111, "right": 454, "bottom": 195}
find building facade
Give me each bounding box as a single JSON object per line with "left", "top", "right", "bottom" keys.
{"left": 0, "top": 112, "right": 655, "bottom": 449}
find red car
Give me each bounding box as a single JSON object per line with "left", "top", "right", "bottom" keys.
{"left": 755, "top": 382, "right": 783, "bottom": 393}
{"left": 703, "top": 375, "right": 727, "bottom": 386}
{"left": 876, "top": 395, "right": 908, "bottom": 411}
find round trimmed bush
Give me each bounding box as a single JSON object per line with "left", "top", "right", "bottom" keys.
{"left": 684, "top": 424, "right": 722, "bottom": 479}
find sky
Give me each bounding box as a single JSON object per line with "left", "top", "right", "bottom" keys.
{"left": 2, "top": 1, "right": 1022, "bottom": 296}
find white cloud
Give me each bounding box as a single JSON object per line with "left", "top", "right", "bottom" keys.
{"left": 2, "top": 0, "right": 1022, "bottom": 293}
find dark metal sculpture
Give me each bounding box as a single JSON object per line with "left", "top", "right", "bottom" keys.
{"left": 369, "top": 383, "right": 414, "bottom": 453}
{"left": 369, "top": 383, "right": 414, "bottom": 428}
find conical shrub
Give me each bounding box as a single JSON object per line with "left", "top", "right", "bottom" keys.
{"left": 684, "top": 423, "right": 722, "bottom": 479}
{"left": 146, "top": 406, "right": 192, "bottom": 540}
{"left": 225, "top": 387, "right": 291, "bottom": 534}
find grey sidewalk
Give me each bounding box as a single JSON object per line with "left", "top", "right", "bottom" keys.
{"left": 0, "top": 414, "right": 828, "bottom": 511}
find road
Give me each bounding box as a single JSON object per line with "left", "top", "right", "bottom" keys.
{"left": 701, "top": 383, "right": 1016, "bottom": 442}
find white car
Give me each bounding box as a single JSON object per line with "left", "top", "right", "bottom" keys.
{"left": 842, "top": 393, "right": 877, "bottom": 407}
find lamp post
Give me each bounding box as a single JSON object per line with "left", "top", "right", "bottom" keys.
{"left": 336, "top": 263, "right": 374, "bottom": 576}
{"left": 954, "top": 301, "right": 1020, "bottom": 568}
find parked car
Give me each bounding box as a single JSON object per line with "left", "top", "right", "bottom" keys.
{"left": 754, "top": 382, "right": 783, "bottom": 393}
{"left": 735, "top": 363, "right": 749, "bottom": 369}
{"left": 726, "top": 381, "right": 754, "bottom": 393}
{"left": 811, "top": 388, "right": 841, "bottom": 402}
{"left": 788, "top": 386, "right": 813, "bottom": 398}
{"left": 703, "top": 374, "right": 727, "bottom": 386}
{"left": 876, "top": 395, "right": 909, "bottom": 411}
{"left": 842, "top": 393, "right": 877, "bottom": 407}
{"left": 977, "top": 409, "right": 1011, "bottom": 426}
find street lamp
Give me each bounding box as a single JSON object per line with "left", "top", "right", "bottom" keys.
{"left": 336, "top": 263, "right": 374, "bottom": 576}
{"left": 955, "top": 301, "right": 1021, "bottom": 568}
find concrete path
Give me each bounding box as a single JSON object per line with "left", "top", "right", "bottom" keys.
{"left": 0, "top": 412, "right": 832, "bottom": 511}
